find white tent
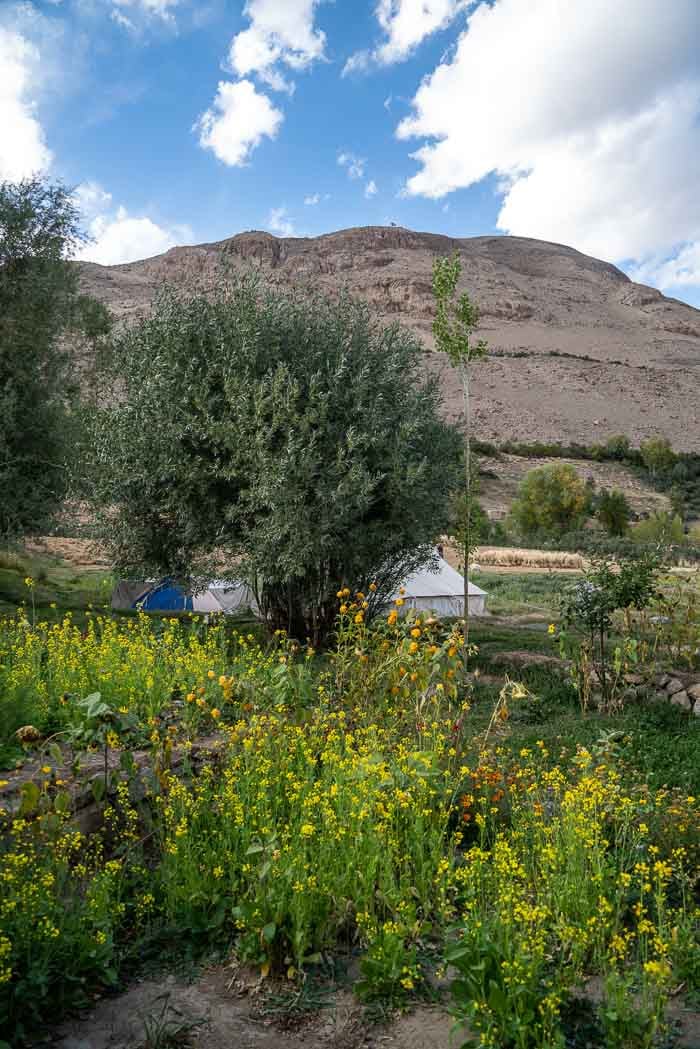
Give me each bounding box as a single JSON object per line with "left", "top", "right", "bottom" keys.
{"left": 389, "top": 557, "right": 487, "bottom": 618}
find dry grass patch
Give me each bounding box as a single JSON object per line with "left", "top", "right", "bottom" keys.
{"left": 474, "top": 546, "right": 585, "bottom": 570}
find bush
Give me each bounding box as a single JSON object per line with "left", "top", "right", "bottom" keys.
{"left": 632, "top": 511, "right": 685, "bottom": 545}
{"left": 511, "top": 464, "right": 590, "bottom": 539}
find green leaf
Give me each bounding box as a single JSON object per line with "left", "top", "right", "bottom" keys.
{"left": 19, "top": 780, "right": 40, "bottom": 816}
{"left": 54, "top": 790, "right": 71, "bottom": 815}
{"left": 262, "top": 922, "right": 276, "bottom": 944}
{"left": 48, "top": 742, "right": 64, "bottom": 765}
{"left": 91, "top": 776, "right": 106, "bottom": 803}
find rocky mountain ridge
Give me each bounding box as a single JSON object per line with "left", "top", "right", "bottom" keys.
{"left": 78, "top": 226, "right": 700, "bottom": 451}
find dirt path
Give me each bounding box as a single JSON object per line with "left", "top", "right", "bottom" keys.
{"left": 51, "top": 968, "right": 463, "bottom": 1049}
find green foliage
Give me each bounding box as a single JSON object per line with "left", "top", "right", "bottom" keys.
{"left": 559, "top": 554, "right": 659, "bottom": 710}
{"left": 603, "top": 434, "right": 632, "bottom": 461}
{"left": 596, "top": 489, "right": 632, "bottom": 537}
{"left": 639, "top": 436, "right": 676, "bottom": 478}
{"left": 89, "top": 277, "right": 462, "bottom": 645}
{"left": 0, "top": 177, "right": 110, "bottom": 540}
{"left": 431, "top": 254, "right": 487, "bottom": 370}
{"left": 447, "top": 487, "right": 489, "bottom": 569}
{"left": 632, "top": 510, "right": 685, "bottom": 545}
{"left": 478, "top": 435, "right": 700, "bottom": 519}
{"left": 511, "top": 464, "right": 590, "bottom": 539}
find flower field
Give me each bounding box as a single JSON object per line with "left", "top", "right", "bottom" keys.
{"left": 0, "top": 591, "right": 698, "bottom": 1047}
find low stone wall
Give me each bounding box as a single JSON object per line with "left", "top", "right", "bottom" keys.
{"left": 0, "top": 734, "right": 225, "bottom": 833}
{"left": 651, "top": 673, "right": 700, "bottom": 715}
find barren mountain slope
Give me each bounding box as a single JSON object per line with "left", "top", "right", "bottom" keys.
{"left": 78, "top": 226, "right": 700, "bottom": 451}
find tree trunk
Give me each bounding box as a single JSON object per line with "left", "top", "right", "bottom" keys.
{"left": 460, "top": 359, "right": 471, "bottom": 655}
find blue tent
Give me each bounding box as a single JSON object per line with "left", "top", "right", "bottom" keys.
{"left": 137, "top": 581, "right": 195, "bottom": 612}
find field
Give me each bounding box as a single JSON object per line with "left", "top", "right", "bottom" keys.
{"left": 0, "top": 554, "right": 698, "bottom": 1048}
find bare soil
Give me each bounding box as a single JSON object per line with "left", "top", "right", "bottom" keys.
{"left": 46, "top": 965, "right": 700, "bottom": 1049}
{"left": 49, "top": 968, "right": 463, "bottom": 1049}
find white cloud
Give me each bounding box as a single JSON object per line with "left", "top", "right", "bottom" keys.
{"left": 75, "top": 183, "right": 192, "bottom": 265}
{"left": 344, "top": 0, "right": 465, "bottom": 74}
{"left": 228, "top": 0, "right": 326, "bottom": 91}
{"left": 0, "top": 26, "right": 52, "bottom": 180}
{"left": 110, "top": 0, "right": 179, "bottom": 26}
{"left": 195, "top": 78, "right": 283, "bottom": 167}
{"left": 631, "top": 242, "right": 700, "bottom": 293}
{"left": 304, "top": 193, "right": 320, "bottom": 205}
{"left": 267, "top": 206, "right": 295, "bottom": 236}
{"left": 397, "top": 0, "right": 700, "bottom": 293}
{"left": 338, "top": 151, "right": 365, "bottom": 180}
{"left": 365, "top": 179, "right": 378, "bottom": 198}
{"left": 74, "top": 180, "right": 113, "bottom": 217}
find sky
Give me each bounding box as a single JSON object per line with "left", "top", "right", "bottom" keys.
{"left": 2, "top": 0, "right": 700, "bottom": 308}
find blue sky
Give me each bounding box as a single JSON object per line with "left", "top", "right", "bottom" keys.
{"left": 2, "top": 1, "right": 700, "bottom": 308}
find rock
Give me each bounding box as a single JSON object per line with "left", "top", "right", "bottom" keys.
{"left": 490, "top": 650, "right": 569, "bottom": 671}
{"left": 654, "top": 673, "right": 671, "bottom": 688}
{"left": 666, "top": 678, "right": 685, "bottom": 696}
{"left": 670, "top": 691, "right": 691, "bottom": 711}
{"left": 687, "top": 682, "right": 700, "bottom": 701}
{"left": 624, "top": 673, "right": 645, "bottom": 685}
{"left": 693, "top": 699, "right": 700, "bottom": 718}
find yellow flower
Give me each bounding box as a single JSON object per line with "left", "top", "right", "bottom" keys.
{"left": 410, "top": 627, "right": 421, "bottom": 638}
{"left": 218, "top": 675, "right": 228, "bottom": 686}
{"left": 340, "top": 604, "right": 348, "bottom": 614}
{"left": 300, "top": 823, "right": 314, "bottom": 838}
{"left": 24, "top": 577, "right": 34, "bottom": 589}
{"left": 210, "top": 708, "right": 221, "bottom": 719}
{"left": 41, "top": 765, "right": 51, "bottom": 775}
{"left": 395, "top": 598, "right": 405, "bottom": 607}
{"left": 207, "top": 669, "right": 215, "bottom": 679}
{"left": 409, "top": 641, "right": 419, "bottom": 654}
{"left": 369, "top": 582, "right": 377, "bottom": 592}
{"left": 354, "top": 612, "right": 364, "bottom": 624}
{"left": 388, "top": 610, "right": 398, "bottom": 626}
{"left": 548, "top": 623, "right": 556, "bottom": 635}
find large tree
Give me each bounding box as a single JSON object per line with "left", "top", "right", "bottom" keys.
{"left": 89, "top": 277, "right": 463, "bottom": 645}
{"left": 0, "top": 176, "right": 109, "bottom": 540}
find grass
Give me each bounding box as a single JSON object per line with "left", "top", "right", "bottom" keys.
{"left": 0, "top": 547, "right": 113, "bottom": 622}
{"left": 471, "top": 570, "right": 573, "bottom": 617}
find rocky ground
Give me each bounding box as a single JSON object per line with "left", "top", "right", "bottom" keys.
{"left": 77, "top": 225, "right": 700, "bottom": 451}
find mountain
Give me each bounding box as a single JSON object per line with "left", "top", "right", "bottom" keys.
{"left": 78, "top": 226, "right": 700, "bottom": 452}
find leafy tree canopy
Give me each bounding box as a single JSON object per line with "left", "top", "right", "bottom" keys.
{"left": 596, "top": 488, "right": 632, "bottom": 537}
{"left": 89, "top": 277, "right": 463, "bottom": 644}
{"left": 639, "top": 436, "right": 676, "bottom": 478}
{"left": 0, "top": 176, "right": 110, "bottom": 540}
{"left": 511, "top": 463, "right": 589, "bottom": 539}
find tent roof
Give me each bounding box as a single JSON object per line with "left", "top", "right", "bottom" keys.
{"left": 394, "top": 557, "right": 487, "bottom": 600}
